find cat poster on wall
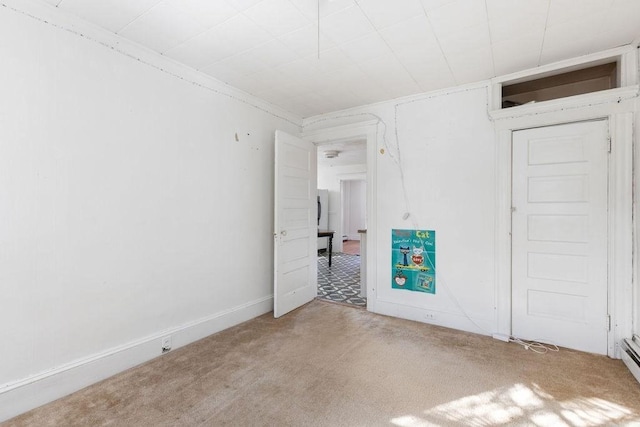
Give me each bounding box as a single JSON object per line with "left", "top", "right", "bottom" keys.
{"left": 391, "top": 229, "right": 436, "bottom": 294}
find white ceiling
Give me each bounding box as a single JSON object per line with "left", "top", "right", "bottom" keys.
{"left": 40, "top": 0, "right": 640, "bottom": 118}
{"left": 317, "top": 139, "right": 367, "bottom": 167}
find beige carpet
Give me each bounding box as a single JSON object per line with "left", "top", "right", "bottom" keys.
{"left": 5, "top": 300, "right": 640, "bottom": 426}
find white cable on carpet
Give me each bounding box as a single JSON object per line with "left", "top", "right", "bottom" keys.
{"left": 509, "top": 337, "right": 559, "bottom": 354}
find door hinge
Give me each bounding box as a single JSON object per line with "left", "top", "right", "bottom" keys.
{"left": 607, "top": 137, "right": 612, "bottom": 153}
{"left": 606, "top": 314, "right": 611, "bottom": 331}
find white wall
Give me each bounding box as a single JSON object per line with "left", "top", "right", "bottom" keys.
{"left": 307, "top": 86, "right": 497, "bottom": 334}
{"left": 307, "top": 67, "right": 640, "bottom": 346}
{"left": 342, "top": 180, "right": 366, "bottom": 240}
{"left": 0, "top": 1, "right": 300, "bottom": 419}
{"left": 2, "top": 1, "right": 638, "bottom": 419}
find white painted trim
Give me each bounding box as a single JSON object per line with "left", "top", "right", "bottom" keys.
{"left": 374, "top": 299, "right": 492, "bottom": 335}
{"left": 488, "top": 82, "right": 503, "bottom": 112}
{"left": 634, "top": 103, "right": 640, "bottom": 338}
{"left": 302, "top": 82, "right": 489, "bottom": 127}
{"left": 302, "top": 120, "right": 380, "bottom": 140}
{"left": 609, "top": 113, "right": 634, "bottom": 357}
{"left": 495, "top": 103, "right": 635, "bottom": 358}
{"left": 338, "top": 175, "right": 367, "bottom": 253}
{"left": 302, "top": 47, "right": 637, "bottom": 127}
{"left": 302, "top": 121, "right": 378, "bottom": 312}
{"left": 490, "top": 86, "right": 639, "bottom": 121}
{"left": 492, "top": 56, "right": 637, "bottom": 356}
{"left": 337, "top": 173, "right": 367, "bottom": 181}
{"left": 3, "top": 0, "right": 302, "bottom": 127}
{"left": 489, "top": 45, "right": 639, "bottom": 122}
{"left": 0, "top": 296, "right": 273, "bottom": 422}
{"left": 620, "top": 48, "right": 639, "bottom": 87}
{"left": 364, "top": 124, "right": 378, "bottom": 311}
{"left": 495, "top": 129, "right": 513, "bottom": 337}
{"left": 492, "top": 97, "right": 638, "bottom": 132}
{"left": 492, "top": 45, "right": 636, "bottom": 85}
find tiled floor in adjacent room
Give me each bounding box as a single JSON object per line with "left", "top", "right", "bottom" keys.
{"left": 317, "top": 252, "right": 366, "bottom": 308}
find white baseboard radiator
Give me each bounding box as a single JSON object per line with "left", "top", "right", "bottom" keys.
{"left": 622, "top": 335, "right": 640, "bottom": 384}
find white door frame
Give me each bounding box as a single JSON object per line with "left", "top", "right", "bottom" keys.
{"left": 341, "top": 177, "right": 367, "bottom": 242}
{"left": 493, "top": 103, "right": 634, "bottom": 358}
{"left": 302, "top": 120, "right": 379, "bottom": 311}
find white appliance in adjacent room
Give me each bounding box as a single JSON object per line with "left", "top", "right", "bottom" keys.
{"left": 317, "top": 189, "right": 329, "bottom": 251}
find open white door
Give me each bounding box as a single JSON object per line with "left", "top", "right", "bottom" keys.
{"left": 274, "top": 130, "right": 317, "bottom": 318}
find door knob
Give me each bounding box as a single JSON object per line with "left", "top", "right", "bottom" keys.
{"left": 281, "top": 230, "right": 287, "bottom": 236}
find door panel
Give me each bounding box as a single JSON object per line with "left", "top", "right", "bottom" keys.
{"left": 274, "top": 130, "right": 317, "bottom": 318}
{"left": 527, "top": 214, "right": 588, "bottom": 242}
{"left": 512, "top": 120, "right": 608, "bottom": 354}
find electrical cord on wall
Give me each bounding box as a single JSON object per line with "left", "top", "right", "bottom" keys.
{"left": 307, "top": 88, "right": 561, "bottom": 355}
{"left": 410, "top": 240, "right": 561, "bottom": 354}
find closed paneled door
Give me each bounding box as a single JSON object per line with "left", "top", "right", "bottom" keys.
{"left": 512, "top": 120, "right": 609, "bottom": 354}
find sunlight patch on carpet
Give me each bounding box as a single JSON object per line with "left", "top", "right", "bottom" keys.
{"left": 391, "top": 383, "right": 640, "bottom": 426}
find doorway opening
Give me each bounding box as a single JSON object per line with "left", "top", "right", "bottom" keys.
{"left": 316, "top": 140, "right": 367, "bottom": 308}
{"left": 303, "top": 118, "right": 379, "bottom": 312}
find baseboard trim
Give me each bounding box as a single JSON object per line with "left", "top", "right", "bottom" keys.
{"left": 373, "top": 298, "right": 493, "bottom": 337}
{"left": 0, "top": 296, "right": 273, "bottom": 422}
